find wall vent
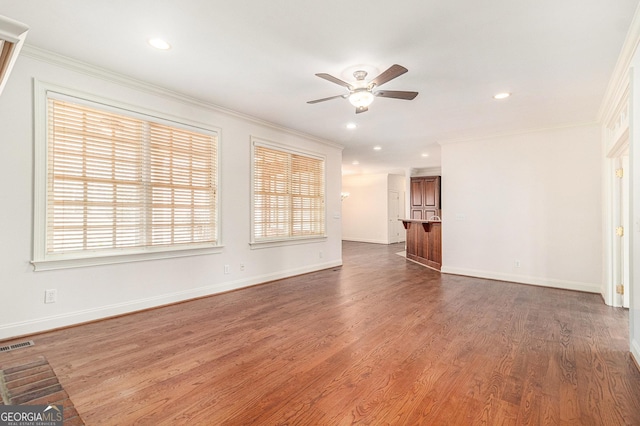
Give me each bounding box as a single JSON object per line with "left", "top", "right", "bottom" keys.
{"left": 0, "top": 340, "right": 35, "bottom": 353}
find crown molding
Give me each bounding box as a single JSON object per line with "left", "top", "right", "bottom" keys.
{"left": 598, "top": 3, "right": 640, "bottom": 124}
{"left": 20, "top": 45, "right": 343, "bottom": 150}
{"left": 411, "top": 167, "right": 441, "bottom": 177}
{"left": 437, "top": 121, "right": 598, "bottom": 146}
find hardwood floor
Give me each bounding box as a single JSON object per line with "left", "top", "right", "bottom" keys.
{"left": 1, "top": 241, "right": 639, "bottom": 425}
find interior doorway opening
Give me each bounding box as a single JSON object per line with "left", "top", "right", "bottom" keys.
{"left": 607, "top": 130, "right": 630, "bottom": 308}
{"left": 388, "top": 190, "right": 405, "bottom": 244}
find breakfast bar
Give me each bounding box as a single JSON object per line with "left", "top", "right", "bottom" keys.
{"left": 400, "top": 219, "right": 442, "bottom": 271}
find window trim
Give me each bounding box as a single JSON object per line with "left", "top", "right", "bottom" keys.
{"left": 31, "top": 80, "right": 222, "bottom": 271}
{"left": 250, "top": 136, "right": 327, "bottom": 248}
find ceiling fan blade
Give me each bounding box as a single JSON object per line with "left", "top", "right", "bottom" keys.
{"left": 356, "top": 106, "right": 368, "bottom": 114}
{"left": 307, "top": 94, "right": 347, "bottom": 104}
{"left": 368, "top": 64, "right": 408, "bottom": 89}
{"left": 375, "top": 90, "right": 418, "bottom": 100}
{"left": 315, "top": 73, "right": 354, "bottom": 90}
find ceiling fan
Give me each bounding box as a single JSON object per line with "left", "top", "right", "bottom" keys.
{"left": 307, "top": 64, "right": 418, "bottom": 114}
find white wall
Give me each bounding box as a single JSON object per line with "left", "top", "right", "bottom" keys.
{"left": 440, "top": 124, "right": 602, "bottom": 293}
{"left": 342, "top": 174, "right": 388, "bottom": 244}
{"left": 0, "top": 52, "right": 343, "bottom": 340}
{"left": 341, "top": 173, "right": 405, "bottom": 244}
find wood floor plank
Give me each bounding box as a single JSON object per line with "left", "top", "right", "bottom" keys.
{"left": 1, "top": 241, "right": 639, "bottom": 425}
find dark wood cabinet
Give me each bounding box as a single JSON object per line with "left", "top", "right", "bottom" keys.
{"left": 410, "top": 176, "right": 440, "bottom": 220}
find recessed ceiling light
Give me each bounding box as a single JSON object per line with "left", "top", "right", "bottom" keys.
{"left": 421, "top": 153, "right": 429, "bottom": 158}
{"left": 493, "top": 92, "right": 511, "bottom": 100}
{"left": 352, "top": 160, "right": 360, "bottom": 165}
{"left": 346, "top": 123, "right": 357, "bottom": 129}
{"left": 148, "top": 38, "right": 171, "bottom": 50}
{"left": 373, "top": 146, "right": 382, "bottom": 151}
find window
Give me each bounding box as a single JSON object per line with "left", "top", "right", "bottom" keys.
{"left": 251, "top": 139, "right": 325, "bottom": 244}
{"left": 32, "top": 84, "right": 220, "bottom": 270}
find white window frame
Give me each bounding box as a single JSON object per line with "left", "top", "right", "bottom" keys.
{"left": 32, "top": 81, "right": 222, "bottom": 271}
{"left": 250, "top": 136, "right": 327, "bottom": 249}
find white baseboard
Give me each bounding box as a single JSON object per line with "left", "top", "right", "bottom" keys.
{"left": 440, "top": 266, "right": 601, "bottom": 294}
{"left": 0, "top": 260, "right": 342, "bottom": 341}
{"left": 342, "top": 237, "right": 394, "bottom": 244}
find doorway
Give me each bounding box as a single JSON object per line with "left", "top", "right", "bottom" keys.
{"left": 388, "top": 190, "right": 405, "bottom": 244}
{"left": 608, "top": 132, "right": 630, "bottom": 308}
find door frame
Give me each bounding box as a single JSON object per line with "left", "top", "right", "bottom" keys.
{"left": 606, "top": 129, "right": 630, "bottom": 307}
{"left": 388, "top": 190, "right": 405, "bottom": 244}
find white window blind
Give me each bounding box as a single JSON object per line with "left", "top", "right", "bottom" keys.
{"left": 253, "top": 143, "right": 325, "bottom": 242}
{"left": 46, "top": 98, "right": 218, "bottom": 256}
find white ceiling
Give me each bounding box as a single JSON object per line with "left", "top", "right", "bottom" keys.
{"left": 1, "top": 1, "right": 638, "bottom": 174}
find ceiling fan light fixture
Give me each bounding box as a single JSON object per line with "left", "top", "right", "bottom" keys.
{"left": 348, "top": 90, "right": 375, "bottom": 108}
{"left": 308, "top": 64, "right": 417, "bottom": 113}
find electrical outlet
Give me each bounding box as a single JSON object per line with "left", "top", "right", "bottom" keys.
{"left": 319, "top": 251, "right": 323, "bottom": 259}
{"left": 239, "top": 263, "right": 245, "bottom": 271}
{"left": 514, "top": 260, "right": 521, "bottom": 268}
{"left": 224, "top": 264, "right": 230, "bottom": 274}
{"left": 44, "top": 289, "right": 57, "bottom": 304}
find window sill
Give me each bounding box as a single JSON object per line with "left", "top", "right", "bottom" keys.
{"left": 249, "top": 236, "right": 327, "bottom": 250}
{"left": 31, "top": 245, "right": 224, "bottom": 271}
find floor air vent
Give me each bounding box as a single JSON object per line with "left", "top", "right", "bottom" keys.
{"left": 0, "top": 340, "right": 35, "bottom": 353}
